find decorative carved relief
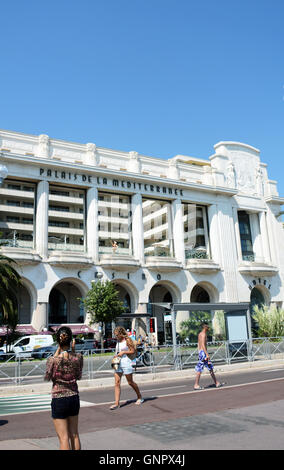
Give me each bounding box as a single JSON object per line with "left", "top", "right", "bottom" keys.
{"left": 38, "top": 134, "right": 50, "bottom": 159}
{"left": 226, "top": 161, "right": 236, "bottom": 188}
{"left": 85, "top": 142, "right": 98, "bottom": 165}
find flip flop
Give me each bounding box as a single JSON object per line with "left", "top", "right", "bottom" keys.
{"left": 135, "top": 398, "right": 145, "bottom": 405}
{"left": 109, "top": 404, "right": 120, "bottom": 410}
{"left": 215, "top": 383, "right": 223, "bottom": 388}
{"left": 193, "top": 386, "right": 204, "bottom": 391}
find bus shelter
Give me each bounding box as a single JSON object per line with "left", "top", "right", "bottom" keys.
{"left": 152, "top": 302, "right": 251, "bottom": 367}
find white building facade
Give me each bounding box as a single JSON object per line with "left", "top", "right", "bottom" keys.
{"left": 0, "top": 129, "right": 284, "bottom": 342}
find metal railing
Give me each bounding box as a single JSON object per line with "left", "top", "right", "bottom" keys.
{"left": 0, "top": 337, "right": 283, "bottom": 387}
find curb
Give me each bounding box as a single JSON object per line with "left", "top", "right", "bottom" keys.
{"left": 0, "top": 358, "right": 283, "bottom": 397}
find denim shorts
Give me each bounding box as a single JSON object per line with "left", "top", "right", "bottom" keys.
{"left": 115, "top": 360, "right": 133, "bottom": 375}
{"left": 51, "top": 394, "right": 80, "bottom": 419}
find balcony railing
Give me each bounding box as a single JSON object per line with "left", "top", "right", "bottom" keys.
{"left": 144, "top": 245, "right": 173, "bottom": 257}
{"left": 242, "top": 254, "right": 255, "bottom": 262}
{"left": 185, "top": 248, "right": 210, "bottom": 259}
{"left": 0, "top": 238, "right": 33, "bottom": 249}
{"left": 99, "top": 246, "right": 132, "bottom": 256}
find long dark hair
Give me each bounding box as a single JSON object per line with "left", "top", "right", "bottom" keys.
{"left": 56, "top": 326, "right": 72, "bottom": 347}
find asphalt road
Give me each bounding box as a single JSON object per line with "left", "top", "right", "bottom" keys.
{"left": 0, "top": 364, "right": 284, "bottom": 450}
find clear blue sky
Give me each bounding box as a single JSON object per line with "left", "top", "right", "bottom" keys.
{"left": 1, "top": 0, "right": 283, "bottom": 193}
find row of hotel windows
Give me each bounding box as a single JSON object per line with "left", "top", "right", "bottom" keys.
{"left": 0, "top": 179, "right": 257, "bottom": 261}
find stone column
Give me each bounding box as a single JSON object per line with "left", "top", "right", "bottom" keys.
{"left": 266, "top": 207, "right": 278, "bottom": 267}
{"left": 259, "top": 211, "right": 271, "bottom": 264}
{"left": 172, "top": 199, "right": 185, "bottom": 264}
{"left": 216, "top": 203, "right": 239, "bottom": 302}
{"left": 35, "top": 180, "right": 49, "bottom": 259}
{"left": 34, "top": 302, "right": 49, "bottom": 331}
{"left": 131, "top": 193, "right": 144, "bottom": 263}
{"left": 207, "top": 204, "right": 221, "bottom": 264}
{"left": 250, "top": 213, "right": 262, "bottom": 262}
{"left": 86, "top": 186, "right": 99, "bottom": 262}
{"left": 231, "top": 207, "right": 243, "bottom": 262}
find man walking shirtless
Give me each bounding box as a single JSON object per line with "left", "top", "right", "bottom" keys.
{"left": 194, "top": 322, "right": 221, "bottom": 390}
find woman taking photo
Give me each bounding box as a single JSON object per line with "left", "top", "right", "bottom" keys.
{"left": 110, "top": 326, "right": 144, "bottom": 410}
{"left": 45, "top": 326, "right": 83, "bottom": 450}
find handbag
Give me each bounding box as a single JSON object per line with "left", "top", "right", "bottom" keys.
{"left": 111, "top": 356, "right": 121, "bottom": 370}
{"left": 111, "top": 343, "right": 121, "bottom": 370}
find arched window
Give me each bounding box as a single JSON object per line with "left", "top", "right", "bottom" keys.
{"left": 190, "top": 285, "right": 210, "bottom": 303}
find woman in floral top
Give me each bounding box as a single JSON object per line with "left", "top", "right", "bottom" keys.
{"left": 45, "top": 326, "right": 83, "bottom": 450}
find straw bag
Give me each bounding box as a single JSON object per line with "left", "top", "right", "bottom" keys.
{"left": 111, "top": 356, "right": 121, "bottom": 370}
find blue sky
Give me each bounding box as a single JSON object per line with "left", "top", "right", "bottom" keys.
{"left": 1, "top": 0, "right": 283, "bottom": 193}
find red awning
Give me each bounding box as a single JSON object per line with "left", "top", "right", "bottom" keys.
{"left": 15, "top": 325, "right": 38, "bottom": 335}
{"left": 51, "top": 324, "right": 98, "bottom": 335}
{"left": 0, "top": 325, "right": 38, "bottom": 336}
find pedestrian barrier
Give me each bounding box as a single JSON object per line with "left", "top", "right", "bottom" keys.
{"left": 0, "top": 337, "right": 283, "bottom": 386}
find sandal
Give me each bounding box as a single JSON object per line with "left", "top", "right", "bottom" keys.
{"left": 193, "top": 386, "right": 204, "bottom": 390}
{"left": 109, "top": 404, "right": 120, "bottom": 410}
{"left": 135, "top": 398, "right": 144, "bottom": 405}
{"left": 215, "top": 383, "right": 223, "bottom": 388}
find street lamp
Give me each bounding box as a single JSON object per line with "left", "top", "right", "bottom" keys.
{"left": 0, "top": 164, "right": 8, "bottom": 186}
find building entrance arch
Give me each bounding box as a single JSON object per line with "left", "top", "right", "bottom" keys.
{"left": 190, "top": 285, "right": 210, "bottom": 303}
{"left": 109, "top": 279, "right": 139, "bottom": 334}
{"left": 48, "top": 279, "right": 86, "bottom": 327}
{"left": 17, "top": 284, "right": 32, "bottom": 324}
{"left": 249, "top": 286, "right": 269, "bottom": 334}
{"left": 148, "top": 281, "right": 180, "bottom": 344}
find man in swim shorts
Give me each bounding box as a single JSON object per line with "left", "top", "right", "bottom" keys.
{"left": 194, "top": 322, "right": 221, "bottom": 390}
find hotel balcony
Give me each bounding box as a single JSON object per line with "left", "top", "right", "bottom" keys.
{"left": 144, "top": 244, "right": 182, "bottom": 272}
{"left": 185, "top": 248, "right": 220, "bottom": 274}
{"left": 47, "top": 249, "right": 93, "bottom": 268}
{"left": 238, "top": 255, "right": 278, "bottom": 276}
{"left": 99, "top": 247, "right": 140, "bottom": 271}
{"left": 0, "top": 240, "right": 41, "bottom": 265}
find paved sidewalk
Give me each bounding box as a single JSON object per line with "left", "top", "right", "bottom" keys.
{"left": 1, "top": 399, "right": 283, "bottom": 450}
{"left": 0, "top": 357, "right": 283, "bottom": 397}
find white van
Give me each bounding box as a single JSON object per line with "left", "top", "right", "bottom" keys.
{"left": 0, "top": 335, "right": 54, "bottom": 357}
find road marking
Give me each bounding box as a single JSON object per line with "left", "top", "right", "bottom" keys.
{"left": 262, "top": 369, "right": 284, "bottom": 373}
{"left": 142, "top": 385, "right": 187, "bottom": 392}
{"left": 153, "top": 376, "right": 284, "bottom": 399}
{"left": 0, "top": 394, "right": 93, "bottom": 416}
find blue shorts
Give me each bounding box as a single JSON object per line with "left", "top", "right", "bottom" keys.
{"left": 195, "top": 350, "right": 214, "bottom": 373}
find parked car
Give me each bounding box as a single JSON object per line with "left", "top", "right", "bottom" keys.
{"left": 31, "top": 343, "right": 57, "bottom": 359}
{"left": 93, "top": 337, "right": 117, "bottom": 353}
{"left": 103, "top": 337, "right": 117, "bottom": 352}
{"left": 0, "top": 335, "right": 54, "bottom": 358}
{"left": 74, "top": 339, "right": 98, "bottom": 352}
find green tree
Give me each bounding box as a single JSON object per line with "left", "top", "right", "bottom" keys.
{"left": 81, "top": 280, "right": 124, "bottom": 349}
{"left": 212, "top": 310, "right": 226, "bottom": 341}
{"left": 252, "top": 305, "right": 284, "bottom": 338}
{"left": 0, "top": 251, "right": 22, "bottom": 348}
{"left": 179, "top": 311, "right": 212, "bottom": 343}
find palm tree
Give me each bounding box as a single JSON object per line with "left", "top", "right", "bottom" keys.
{"left": 0, "top": 252, "right": 22, "bottom": 343}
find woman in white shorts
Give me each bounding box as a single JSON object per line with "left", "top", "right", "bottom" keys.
{"left": 110, "top": 326, "right": 144, "bottom": 410}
